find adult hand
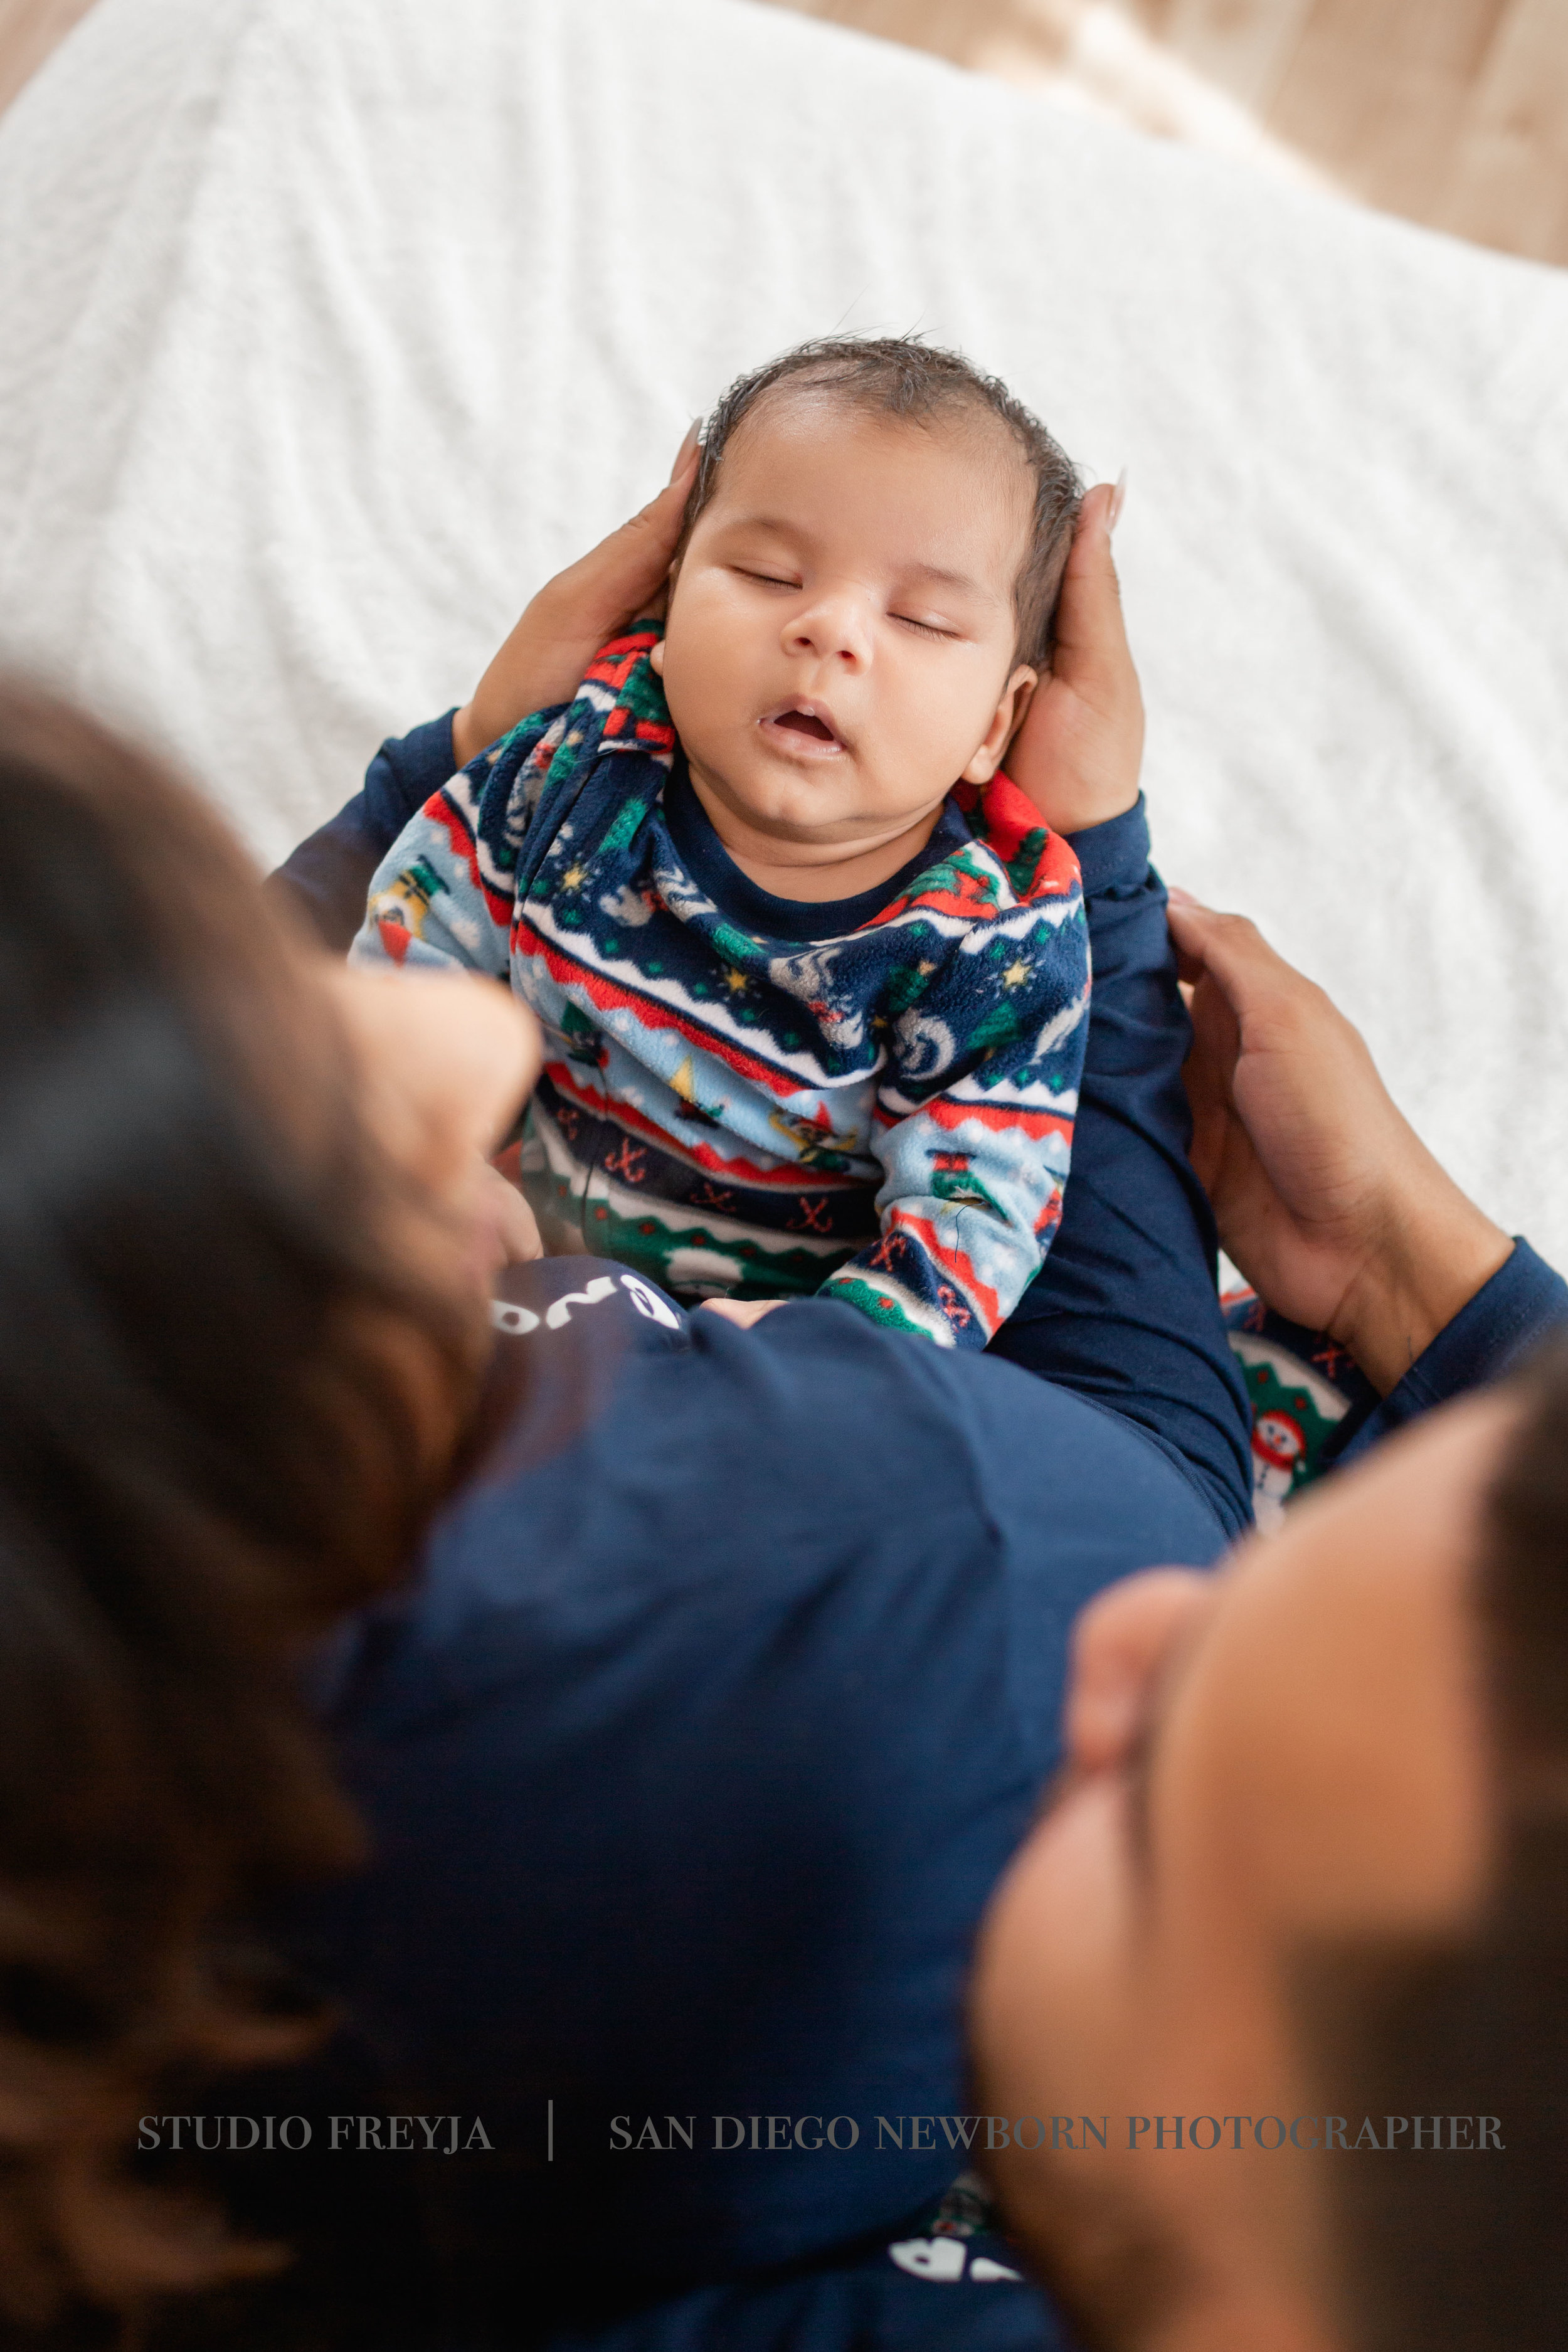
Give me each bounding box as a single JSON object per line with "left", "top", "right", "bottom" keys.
{"left": 474, "top": 1160, "right": 544, "bottom": 1268}
{"left": 450, "top": 425, "right": 702, "bottom": 768}
{"left": 1167, "top": 894, "right": 1513, "bottom": 1394}
{"left": 1005, "top": 477, "right": 1144, "bottom": 836}
{"left": 699, "top": 1297, "right": 788, "bottom": 1329}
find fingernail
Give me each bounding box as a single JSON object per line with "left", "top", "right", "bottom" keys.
{"left": 669, "top": 418, "right": 702, "bottom": 482}
{"left": 1166, "top": 884, "right": 1201, "bottom": 908}
{"left": 1108, "top": 468, "right": 1128, "bottom": 532}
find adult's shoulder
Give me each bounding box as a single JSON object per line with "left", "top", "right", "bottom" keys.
{"left": 348, "top": 1276, "right": 1231, "bottom": 1766}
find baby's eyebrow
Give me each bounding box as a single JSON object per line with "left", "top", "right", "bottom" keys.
{"left": 723, "top": 511, "right": 802, "bottom": 539}
{"left": 898, "top": 559, "right": 997, "bottom": 602}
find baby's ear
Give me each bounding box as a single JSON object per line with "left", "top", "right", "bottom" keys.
{"left": 1004, "top": 670, "right": 1039, "bottom": 748}
{"left": 961, "top": 665, "right": 1037, "bottom": 784}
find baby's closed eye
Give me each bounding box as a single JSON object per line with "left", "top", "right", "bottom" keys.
{"left": 891, "top": 613, "right": 960, "bottom": 640}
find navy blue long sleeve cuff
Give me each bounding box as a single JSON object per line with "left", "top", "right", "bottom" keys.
{"left": 1064, "top": 792, "right": 1150, "bottom": 894}
{"left": 1338, "top": 1237, "right": 1568, "bottom": 1463}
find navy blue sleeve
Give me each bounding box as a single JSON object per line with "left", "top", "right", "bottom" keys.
{"left": 990, "top": 796, "right": 1254, "bottom": 1540}
{"left": 267, "top": 710, "right": 458, "bottom": 951}
{"left": 1335, "top": 1237, "right": 1568, "bottom": 1465}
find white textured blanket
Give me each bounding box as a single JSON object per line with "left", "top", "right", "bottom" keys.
{"left": 0, "top": 0, "right": 1565, "bottom": 1263}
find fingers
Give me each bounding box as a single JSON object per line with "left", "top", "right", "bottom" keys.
{"left": 1166, "top": 896, "right": 1314, "bottom": 1200}
{"left": 1163, "top": 886, "right": 1210, "bottom": 986}
{"left": 475, "top": 1162, "right": 544, "bottom": 1267}
{"left": 1044, "top": 479, "right": 1145, "bottom": 803}
{"left": 698, "top": 1296, "right": 789, "bottom": 1328}
{"left": 454, "top": 440, "right": 703, "bottom": 757}
{"left": 1052, "top": 479, "right": 1133, "bottom": 684}
{"left": 1164, "top": 895, "right": 1310, "bottom": 1034}
{"left": 1005, "top": 475, "right": 1144, "bottom": 832}
{"left": 669, "top": 418, "right": 702, "bottom": 482}
{"left": 580, "top": 435, "right": 701, "bottom": 622}
{"left": 606, "top": 447, "right": 699, "bottom": 581}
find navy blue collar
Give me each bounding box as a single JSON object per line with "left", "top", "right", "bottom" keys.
{"left": 661, "top": 756, "right": 972, "bottom": 944}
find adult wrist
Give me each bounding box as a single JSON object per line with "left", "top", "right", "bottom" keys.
{"left": 1334, "top": 1189, "right": 1515, "bottom": 1396}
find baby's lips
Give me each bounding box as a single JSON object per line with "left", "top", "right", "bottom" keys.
{"left": 759, "top": 697, "right": 849, "bottom": 748}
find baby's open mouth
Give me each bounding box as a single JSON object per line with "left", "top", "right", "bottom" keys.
{"left": 761, "top": 701, "right": 845, "bottom": 750}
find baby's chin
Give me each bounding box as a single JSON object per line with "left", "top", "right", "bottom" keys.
{"left": 692, "top": 736, "right": 935, "bottom": 845}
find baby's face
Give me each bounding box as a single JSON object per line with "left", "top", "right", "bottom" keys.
{"left": 652, "top": 396, "right": 1036, "bottom": 855}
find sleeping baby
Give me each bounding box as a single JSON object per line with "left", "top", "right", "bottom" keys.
{"left": 352, "top": 336, "right": 1089, "bottom": 1348}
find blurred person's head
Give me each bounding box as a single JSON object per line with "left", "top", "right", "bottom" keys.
{"left": 651, "top": 337, "right": 1080, "bottom": 869}
{"left": 0, "top": 683, "right": 532, "bottom": 2330}
{"left": 971, "top": 1358, "right": 1568, "bottom": 2352}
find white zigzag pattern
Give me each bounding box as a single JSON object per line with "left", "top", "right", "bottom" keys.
{"left": 955, "top": 891, "right": 1082, "bottom": 952}
{"left": 521, "top": 900, "right": 884, "bottom": 1094}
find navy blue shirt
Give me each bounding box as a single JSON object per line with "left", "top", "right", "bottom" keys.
{"left": 275, "top": 1259, "right": 1228, "bottom": 2344}
{"left": 248, "top": 726, "right": 1568, "bottom": 2352}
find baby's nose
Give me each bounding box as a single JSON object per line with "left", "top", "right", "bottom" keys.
{"left": 787, "top": 591, "right": 872, "bottom": 665}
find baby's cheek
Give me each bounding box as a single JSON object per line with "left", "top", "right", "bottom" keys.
{"left": 659, "top": 606, "right": 746, "bottom": 751}
{"left": 872, "top": 702, "right": 974, "bottom": 808}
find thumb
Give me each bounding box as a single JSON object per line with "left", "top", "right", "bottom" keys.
{"left": 669, "top": 417, "right": 702, "bottom": 482}
{"left": 607, "top": 437, "right": 700, "bottom": 578}
{"left": 536, "top": 438, "right": 701, "bottom": 653}
{"left": 1051, "top": 479, "right": 1133, "bottom": 697}
{"left": 1165, "top": 889, "right": 1216, "bottom": 988}
{"left": 1164, "top": 898, "right": 1303, "bottom": 1040}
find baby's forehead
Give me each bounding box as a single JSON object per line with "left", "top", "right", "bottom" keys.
{"left": 718, "top": 386, "right": 1034, "bottom": 556}
{"left": 736, "top": 379, "right": 1022, "bottom": 477}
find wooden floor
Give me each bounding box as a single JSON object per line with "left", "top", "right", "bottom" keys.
{"left": 2, "top": 0, "right": 1566, "bottom": 265}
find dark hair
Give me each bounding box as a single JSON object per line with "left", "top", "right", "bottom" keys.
{"left": 1293, "top": 1339, "right": 1568, "bottom": 2352}
{"left": 0, "top": 683, "right": 486, "bottom": 2332}
{"left": 682, "top": 335, "right": 1083, "bottom": 668}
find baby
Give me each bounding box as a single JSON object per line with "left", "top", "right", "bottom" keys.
{"left": 353, "top": 337, "right": 1089, "bottom": 1348}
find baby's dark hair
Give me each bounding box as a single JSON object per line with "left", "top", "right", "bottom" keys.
{"left": 682, "top": 336, "right": 1083, "bottom": 670}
